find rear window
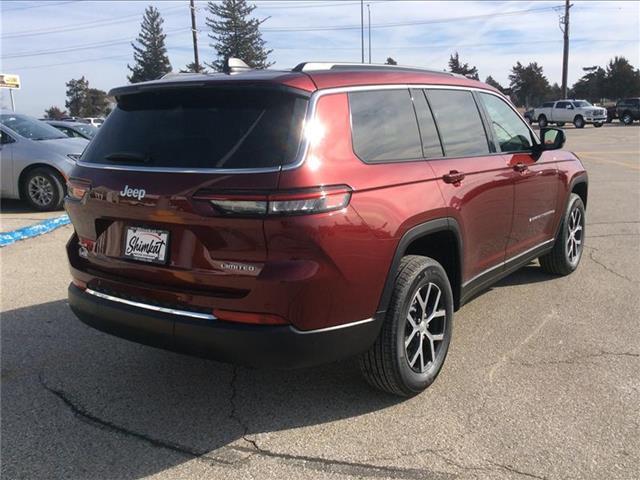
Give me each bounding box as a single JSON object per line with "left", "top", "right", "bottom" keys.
{"left": 81, "top": 88, "right": 308, "bottom": 169}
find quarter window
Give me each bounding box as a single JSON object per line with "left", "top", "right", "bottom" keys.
{"left": 349, "top": 89, "right": 422, "bottom": 163}
{"left": 426, "top": 89, "right": 489, "bottom": 157}
{"left": 480, "top": 93, "right": 533, "bottom": 152}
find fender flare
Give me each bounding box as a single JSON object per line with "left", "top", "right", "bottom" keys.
{"left": 375, "top": 217, "right": 463, "bottom": 317}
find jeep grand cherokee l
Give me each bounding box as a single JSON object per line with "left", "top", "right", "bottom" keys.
{"left": 65, "top": 60, "right": 588, "bottom": 397}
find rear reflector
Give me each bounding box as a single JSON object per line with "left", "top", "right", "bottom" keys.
{"left": 199, "top": 185, "right": 352, "bottom": 217}
{"left": 67, "top": 178, "right": 91, "bottom": 200}
{"left": 71, "top": 278, "right": 87, "bottom": 290}
{"left": 213, "top": 309, "right": 288, "bottom": 326}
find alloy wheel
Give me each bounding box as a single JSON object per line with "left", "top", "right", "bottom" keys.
{"left": 405, "top": 282, "right": 446, "bottom": 373}
{"left": 566, "top": 207, "right": 584, "bottom": 264}
{"left": 28, "top": 175, "right": 54, "bottom": 207}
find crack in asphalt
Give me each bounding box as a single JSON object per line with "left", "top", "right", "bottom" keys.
{"left": 489, "top": 461, "right": 548, "bottom": 480}
{"left": 38, "top": 373, "right": 236, "bottom": 467}
{"left": 588, "top": 249, "right": 638, "bottom": 283}
{"left": 507, "top": 350, "right": 640, "bottom": 367}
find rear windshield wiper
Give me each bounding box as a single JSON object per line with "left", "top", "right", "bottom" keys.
{"left": 104, "top": 152, "right": 150, "bottom": 163}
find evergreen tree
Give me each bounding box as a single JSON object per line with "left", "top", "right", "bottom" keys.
{"left": 81, "top": 88, "right": 109, "bottom": 117}
{"left": 484, "top": 75, "right": 504, "bottom": 93}
{"left": 65, "top": 76, "right": 89, "bottom": 116}
{"left": 205, "top": 0, "right": 273, "bottom": 71}
{"left": 448, "top": 52, "right": 479, "bottom": 79}
{"left": 128, "top": 6, "right": 172, "bottom": 83}
{"left": 605, "top": 56, "right": 640, "bottom": 99}
{"left": 385, "top": 57, "right": 397, "bottom": 65}
{"left": 181, "top": 62, "right": 208, "bottom": 73}
{"left": 570, "top": 66, "right": 606, "bottom": 103}
{"left": 44, "top": 106, "right": 67, "bottom": 120}
{"left": 508, "top": 62, "right": 550, "bottom": 107}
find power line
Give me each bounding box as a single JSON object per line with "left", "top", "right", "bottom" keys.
{"left": 1, "top": 0, "right": 80, "bottom": 12}
{"left": 261, "top": 5, "right": 558, "bottom": 32}
{"left": 4, "top": 28, "right": 191, "bottom": 60}
{"left": 2, "top": 6, "right": 184, "bottom": 39}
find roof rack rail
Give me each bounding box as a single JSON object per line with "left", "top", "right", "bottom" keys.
{"left": 291, "top": 62, "right": 459, "bottom": 77}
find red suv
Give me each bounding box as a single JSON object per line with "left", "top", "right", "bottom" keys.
{"left": 65, "top": 61, "right": 588, "bottom": 396}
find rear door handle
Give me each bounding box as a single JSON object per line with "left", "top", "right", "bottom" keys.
{"left": 442, "top": 170, "right": 466, "bottom": 184}
{"left": 513, "top": 163, "right": 528, "bottom": 172}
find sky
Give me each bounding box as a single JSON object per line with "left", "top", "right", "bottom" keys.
{"left": 1, "top": 0, "right": 639, "bottom": 116}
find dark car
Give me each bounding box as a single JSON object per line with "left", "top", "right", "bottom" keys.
{"left": 45, "top": 120, "right": 98, "bottom": 140}
{"left": 616, "top": 98, "right": 640, "bottom": 125}
{"left": 64, "top": 60, "right": 588, "bottom": 396}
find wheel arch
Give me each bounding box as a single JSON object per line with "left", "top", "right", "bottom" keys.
{"left": 570, "top": 174, "right": 588, "bottom": 209}
{"left": 376, "top": 218, "right": 463, "bottom": 315}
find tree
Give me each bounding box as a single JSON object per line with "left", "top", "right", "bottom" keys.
{"left": 508, "top": 61, "right": 550, "bottom": 107}
{"left": 385, "top": 57, "right": 397, "bottom": 65}
{"left": 570, "top": 66, "right": 606, "bottom": 103}
{"left": 81, "top": 88, "right": 109, "bottom": 117}
{"left": 127, "top": 6, "right": 172, "bottom": 83}
{"left": 604, "top": 56, "right": 640, "bottom": 99}
{"left": 43, "top": 106, "right": 68, "bottom": 120}
{"left": 65, "top": 77, "right": 109, "bottom": 117}
{"left": 484, "top": 75, "right": 505, "bottom": 93}
{"left": 448, "top": 52, "right": 479, "bottom": 79}
{"left": 65, "top": 76, "right": 89, "bottom": 116}
{"left": 180, "top": 62, "right": 208, "bottom": 73}
{"left": 205, "top": 0, "right": 273, "bottom": 71}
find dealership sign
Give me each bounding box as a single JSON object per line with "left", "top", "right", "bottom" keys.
{"left": 0, "top": 74, "right": 21, "bottom": 90}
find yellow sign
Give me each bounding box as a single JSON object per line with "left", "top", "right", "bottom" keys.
{"left": 0, "top": 74, "right": 21, "bottom": 90}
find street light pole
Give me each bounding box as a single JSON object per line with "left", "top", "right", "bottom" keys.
{"left": 360, "top": 0, "right": 364, "bottom": 63}
{"left": 367, "top": 4, "right": 371, "bottom": 64}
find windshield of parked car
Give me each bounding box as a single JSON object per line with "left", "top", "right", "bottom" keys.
{"left": 81, "top": 88, "right": 309, "bottom": 169}
{"left": 572, "top": 101, "right": 592, "bottom": 108}
{"left": 0, "top": 114, "right": 67, "bottom": 140}
{"left": 73, "top": 123, "right": 98, "bottom": 138}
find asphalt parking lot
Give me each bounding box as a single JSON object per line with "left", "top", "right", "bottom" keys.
{"left": 1, "top": 124, "right": 639, "bottom": 480}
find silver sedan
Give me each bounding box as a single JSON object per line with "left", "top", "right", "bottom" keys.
{"left": 0, "top": 112, "right": 88, "bottom": 211}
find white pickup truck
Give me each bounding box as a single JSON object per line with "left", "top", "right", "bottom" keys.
{"left": 533, "top": 99, "right": 607, "bottom": 129}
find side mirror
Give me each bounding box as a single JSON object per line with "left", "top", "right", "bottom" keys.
{"left": 536, "top": 128, "right": 566, "bottom": 154}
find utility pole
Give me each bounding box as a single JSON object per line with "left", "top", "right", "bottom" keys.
{"left": 560, "top": 0, "right": 573, "bottom": 98}
{"left": 367, "top": 4, "right": 371, "bottom": 64}
{"left": 189, "top": 0, "right": 200, "bottom": 72}
{"left": 360, "top": 0, "right": 364, "bottom": 63}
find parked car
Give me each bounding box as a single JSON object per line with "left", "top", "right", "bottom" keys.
{"left": 0, "top": 111, "right": 88, "bottom": 210}
{"left": 605, "top": 103, "right": 618, "bottom": 123}
{"left": 82, "top": 117, "right": 105, "bottom": 128}
{"left": 65, "top": 60, "right": 587, "bottom": 396}
{"left": 45, "top": 120, "right": 98, "bottom": 140}
{"left": 533, "top": 99, "right": 607, "bottom": 128}
{"left": 616, "top": 98, "right": 640, "bottom": 125}
{"left": 523, "top": 108, "right": 535, "bottom": 124}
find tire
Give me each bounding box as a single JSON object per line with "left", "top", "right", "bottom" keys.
{"left": 594, "top": 122, "right": 603, "bottom": 128}
{"left": 20, "top": 167, "right": 65, "bottom": 211}
{"left": 621, "top": 111, "right": 633, "bottom": 125}
{"left": 573, "top": 115, "right": 585, "bottom": 128}
{"left": 539, "top": 193, "right": 585, "bottom": 276}
{"left": 557, "top": 122, "right": 565, "bottom": 127}
{"left": 359, "top": 255, "right": 454, "bottom": 397}
{"left": 538, "top": 115, "right": 548, "bottom": 128}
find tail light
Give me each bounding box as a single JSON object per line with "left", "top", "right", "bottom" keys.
{"left": 194, "top": 185, "right": 352, "bottom": 217}
{"left": 213, "top": 309, "right": 288, "bottom": 325}
{"left": 67, "top": 178, "right": 91, "bottom": 200}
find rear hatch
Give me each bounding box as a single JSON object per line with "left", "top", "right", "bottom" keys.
{"left": 66, "top": 86, "right": 309, "bottom": 299}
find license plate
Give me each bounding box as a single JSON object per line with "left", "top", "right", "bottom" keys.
{"left": 123, "top": 227, "right": 169, "bottom": 264}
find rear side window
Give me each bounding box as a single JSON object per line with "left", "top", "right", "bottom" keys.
{"left": 410, "top": 89, "right": 444, "bottom": 158}
{"left": 81, "top": 88, "right": 308, "bottom": 169}
{"left": 555, "top": 101, "right": 571, "bottom": 108}
{"left": 349, "top": 89, "right": 422, "bottom": 163}
{"left": 480, "top": 93, "right": 533, "bottom": 152}
{"left": 426, "top": 89, "right": 489, "bottom": 157}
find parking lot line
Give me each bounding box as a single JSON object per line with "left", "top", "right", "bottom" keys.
{"left": 0, "top": 214, "right": 70, "bottom": 247}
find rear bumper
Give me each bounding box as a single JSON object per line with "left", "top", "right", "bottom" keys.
{"left": 68, "top": 284, "right": 382, "bottom": 368}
